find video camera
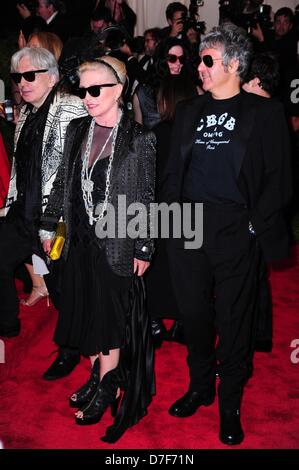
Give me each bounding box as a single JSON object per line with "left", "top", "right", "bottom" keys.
{"left": 178, "top": 0, "right": 206, "bottom": 36}
{"left": 243, "top": 4, "right": 273, "bottom": 30}
{"left": 219, "top": 0, "right": 273, "bottom": 31}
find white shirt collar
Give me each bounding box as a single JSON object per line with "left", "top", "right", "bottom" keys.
{"left": 46, "top": 11, "right": 58, "bottom": 25}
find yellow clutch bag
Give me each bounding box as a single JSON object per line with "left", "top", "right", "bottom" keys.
{"left": 49, "top": 221, "right": 66, "bottom": 261}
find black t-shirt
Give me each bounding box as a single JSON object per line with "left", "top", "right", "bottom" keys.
{"left": 183, "top": 93, "right": 245, "bottom": 204}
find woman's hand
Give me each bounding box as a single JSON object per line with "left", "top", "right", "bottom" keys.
{"left": 134, "top": 258, "right": 150, "bottom": 276}
{"left": 43, "top": 239, "right": 53, "bottom": 256}
{"left": 18, "top": 29, "right": 27, "bottom": 49}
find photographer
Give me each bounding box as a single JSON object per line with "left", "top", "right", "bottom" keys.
{"left": 251, "top": 7, "right": 298, "bottom": 69}
{"left": 93, "top": 0, "right": 136, "bottom": 38}
{"left": 162, "top": 2, "right": 188, "bottom": 39}
{"left": 162, "top": 2, "right": 205, "bottom": 61}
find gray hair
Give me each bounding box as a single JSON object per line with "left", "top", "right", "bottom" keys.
{"left": 10, "top": 47, "right": 59, "bottom": 82}
{"left": 200, "top": 23, "right": 253, "bottom": 82}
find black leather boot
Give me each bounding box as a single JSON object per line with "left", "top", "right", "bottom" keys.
{"left": 75, "top": 367, "right": 120, "bottom": 425}
{"left": 219, "top": 410, "right": 244, "bottom": 445}
{"left": 166, "top": 320, "right": 185, "bottom": 344}
{"left": 69, "top": 358, "right": 100, "bottom": 408}
{"left": 151, "top": 319, "right": 167, "bottom": 349}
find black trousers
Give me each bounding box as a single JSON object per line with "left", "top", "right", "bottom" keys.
{"left": 0, "top": 219, "right": 32, "bottom": 327}
{"left": 145, "top": 238, "right": 180, "bottom": 321}
{"left": 256, "top": 255, "right": 272, "bottom": 345}
{"left": 168, "top": 204, "right": 259, "bottom": 412}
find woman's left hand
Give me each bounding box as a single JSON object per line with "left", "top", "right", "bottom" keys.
{"left": 134, "top": 258, "right": 150, "bottom": 276}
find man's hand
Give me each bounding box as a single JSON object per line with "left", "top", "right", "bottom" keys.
{"left": 251, "top": 23, "right": 264, "bottom": 42}
{"left": 16, "top": 3, "right": 31, "bottom": 19}
{"left": 134, "top": 258, "right": 150, "bottom": 276}
{"left": 170, "top": 18, "right": 184, "bottom": 37}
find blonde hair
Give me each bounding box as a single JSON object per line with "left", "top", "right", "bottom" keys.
{"left": 28, "top": 32, "right": 63, "bottom": 62}
{"left": 78, "top": 56, "right": 127, "bottom": 85}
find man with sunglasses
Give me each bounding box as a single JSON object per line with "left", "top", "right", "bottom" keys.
{"left": 0, "top": 47, "right": 86, "bottom": 365}
{"left": 164, "top": 23, "right": 292, "bottom": 445}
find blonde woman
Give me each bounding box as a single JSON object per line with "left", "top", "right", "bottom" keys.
{"left": 28, "top": 31, "right": 63, "bottom": 62}
{"left": 41, "top": 56, "right": 155, "bottom": 442}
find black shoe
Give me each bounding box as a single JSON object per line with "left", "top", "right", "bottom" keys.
{"left": 169, "top": 391, "right": 215, "bottom": 417}
{"left": 219, "top": 410, "right": 244, "bottom": 445}
{"left": 43, "top": 349, "right": 80, "bottom": 380}
{"left": 166, "top": 320, "right": 185, "bottom": 344}
{"left": 75, "top": 367, "right": 120, "bottom": 425}
{"left": 151, "top": 319, "right": 167, "bottom": 349}
{"left": 0, "top": 319, "right": 21, "bottom": 338}
{"left": 254, "top": 339, "right": 272, "bottom": 353}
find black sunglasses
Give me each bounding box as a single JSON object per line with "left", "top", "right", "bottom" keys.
{"left": 10, "top": 69, "right": 48, "bottom": 84}
{"left": 197, "top": 55, "right": 223, "bottom": 68}
{"left": 78, "top": 83, "right": 118, "bottom": 99}
{"left": 167, "top": 54, "right": 186, "bottom": 65}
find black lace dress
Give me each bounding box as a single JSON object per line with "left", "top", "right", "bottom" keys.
{"left": 53, "top": 123, "right": 155, "bottom": 443}
{"left": 54, "top": 125, "right": 131, "bottom": 356}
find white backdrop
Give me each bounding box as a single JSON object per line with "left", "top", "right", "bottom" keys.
{"left": 127, "top": 0, "right": 297, "bottom": 36}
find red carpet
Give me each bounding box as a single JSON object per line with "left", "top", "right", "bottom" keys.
{"left": 0, "top": 248, "right": 299, "bottom": 449}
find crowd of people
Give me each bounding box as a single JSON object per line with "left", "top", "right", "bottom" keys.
{"left": 0, "top": 0, "right": 298, "bottom": 446}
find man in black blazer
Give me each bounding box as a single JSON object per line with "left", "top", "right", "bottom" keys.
{"left": 36, "top": 0, "right": 69, "bottom": 42}
{"left": 163, "top": 24, "right": 292, "bottom": 445}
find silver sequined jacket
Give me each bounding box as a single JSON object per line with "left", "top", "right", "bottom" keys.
{"left": 40, "top": 112, "right": 156, "bottom": 277}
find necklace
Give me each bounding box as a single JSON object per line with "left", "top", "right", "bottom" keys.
{"left": 81, "top": 111, "right": 122, "bottom": 225}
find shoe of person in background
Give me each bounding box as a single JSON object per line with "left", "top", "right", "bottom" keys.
{"left": 43, "top": 348, "right": 80, "bottom": 380}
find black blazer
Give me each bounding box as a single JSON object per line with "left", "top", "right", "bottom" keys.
{"left": 41, "top": 113, "right": 156, "bottom": 276}
{"left": 162, "top": 91, "right": 292, "bottom": 262}
{"left": 47, "top": 13, "right": 70, "bottom": 43}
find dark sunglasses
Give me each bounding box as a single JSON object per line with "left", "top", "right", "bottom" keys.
{"left": 10, "top": 69, "right": 48, "bottom": 84}
{"left": 197, "top": 55, "right": 223, "bottom": 68}
{"left": 167, "top": 54, "right": 186, "bottom": 65}
{"left": 78, "top": 83, "right": 118, "bottom": 99}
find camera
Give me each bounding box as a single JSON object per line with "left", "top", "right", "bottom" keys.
{"left": 178, "top": 0, "right": 206, "bottom": 35}
{"left": 244, "top": 4, "right": 273, "bottom": 30}
{"left": 219, "top": 1, "right": 273, "bottom": 31}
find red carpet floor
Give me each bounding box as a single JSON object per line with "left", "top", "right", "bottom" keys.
{"left": 0, "top": 248, "right": 299, "bottom": 449}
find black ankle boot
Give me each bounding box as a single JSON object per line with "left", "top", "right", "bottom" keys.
{"left": 151, "top": 319, "right": 167, "bottom": 349}
{"left": 166, "top": 320, "right": 185, "bottom": 344}
{"left": 69, "top": 358, "right": 100, "bottom": 408}
{"left": 219, "top": 410, "right": 244, "bottom": 445}
{"left": 75, "top": 367, "right": 120, "bottom": 426}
